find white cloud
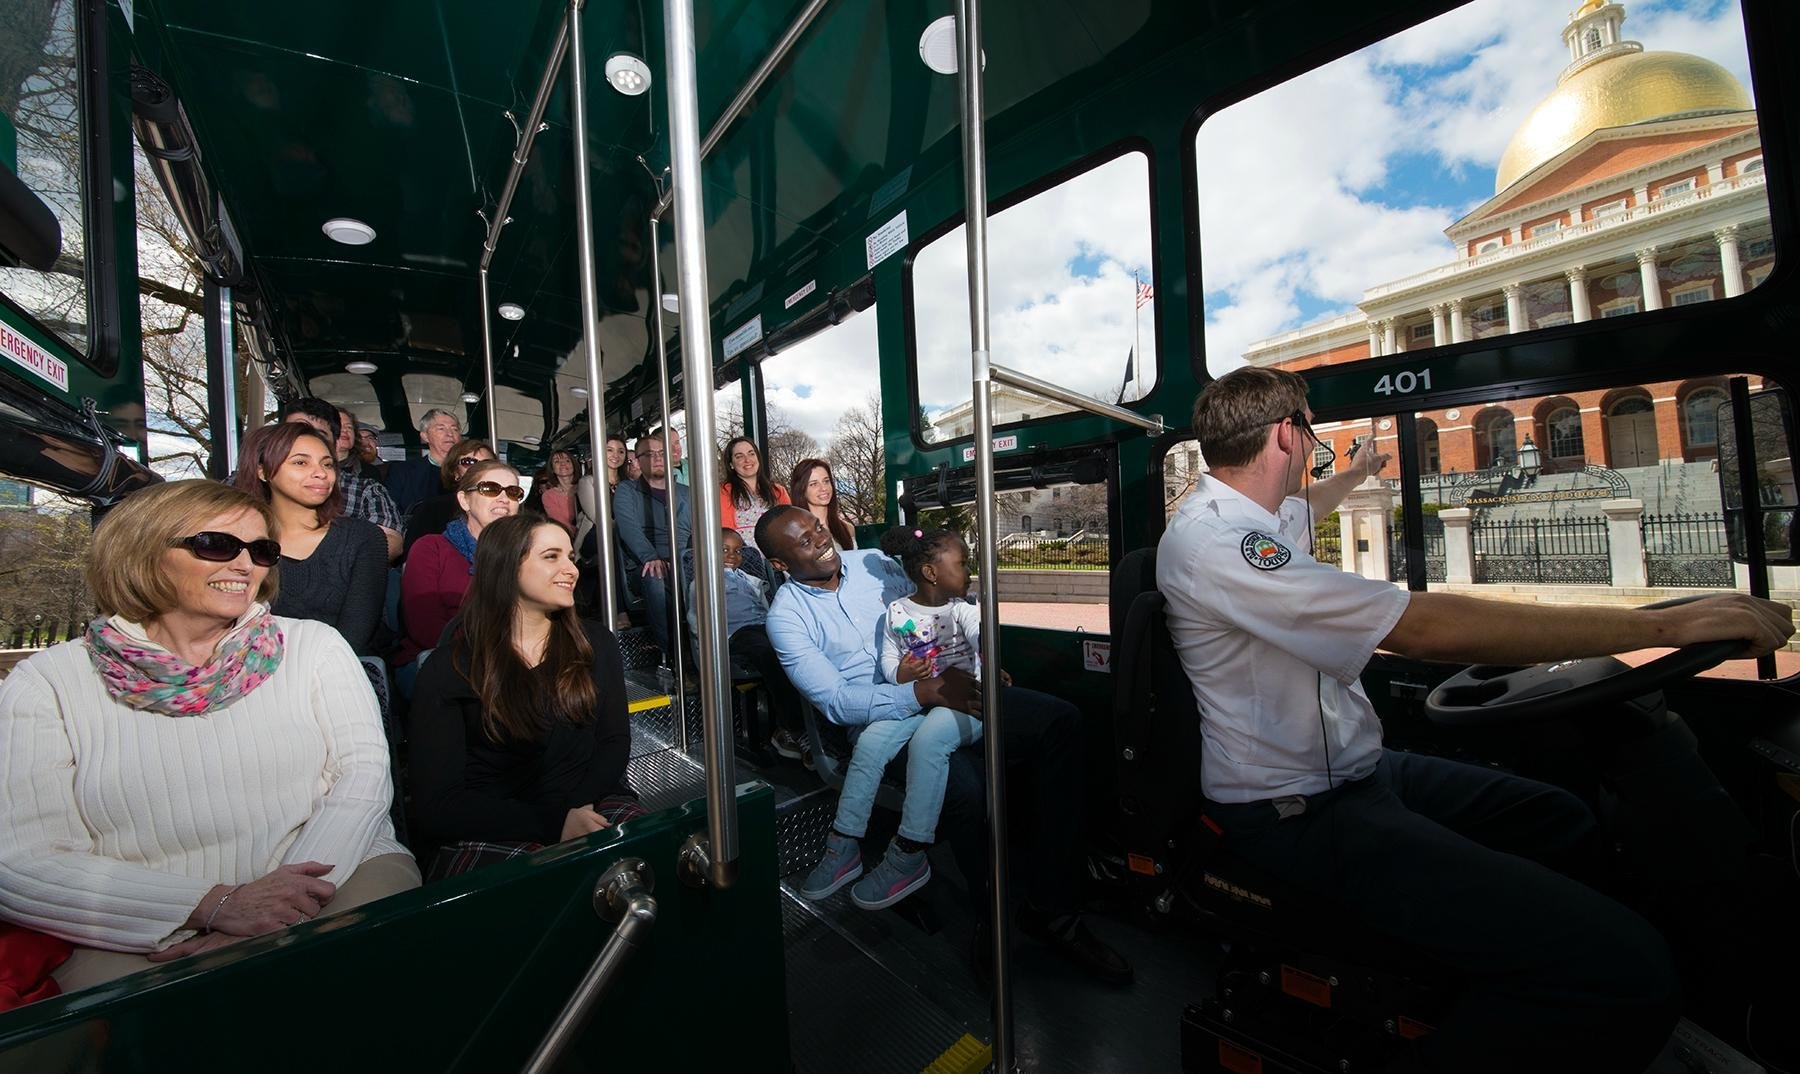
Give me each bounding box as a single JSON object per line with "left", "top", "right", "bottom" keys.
{"left": 1195, "top": 0, "right": 1755, "bottom": 373}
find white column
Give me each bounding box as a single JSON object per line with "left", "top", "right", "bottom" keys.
{"left": 1715, "top": 225, "right": 1744, "bottom": 298}
{"left": 1340, "top": 481, "right": 1396, "bottom": 582}
{"left": 1632, "top": 184, "right": 1650, "bottom": 207}
{"left": 1706, "top": 162, "right": 1725, "bottom": 185}
{"left": 1382, "top": 319, "right": 1398, "bottom": 354}
{"left": 1636, "top": 248, "right": 1662, "bottom": 311}
{"left": 1565, "top": 267, "right": 1591, "bottom": 322}
{"left": 1448, "top": 299, "right": 1467, "bottom": 343}
{"left": 1441, "top": 508, "right": 1474, "bottom": 585}
{"left": 1602, "top": 498, "right": 1646, "bottom": 588}
{"left": 1430, "top": 304, "right": 1448, "bottom": 346}
{"left": 1509, "top": 223, "right": 1524, "bottom": 244}
{"left": 1368, "top": 322, "right": 1384, "bottom": 357}
{"left": 1503, "top": 283, "right": 1526, "bottom": 333}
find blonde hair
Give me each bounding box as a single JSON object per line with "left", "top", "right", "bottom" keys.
{"left": 87, "top": 481, "right": 280, "bottom": 623}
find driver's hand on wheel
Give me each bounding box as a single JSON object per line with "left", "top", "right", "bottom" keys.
{"left": 1666, "top": 593, "right": 1795, "bottom": 658}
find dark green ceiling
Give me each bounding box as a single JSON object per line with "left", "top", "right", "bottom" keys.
{"left": 127, "top": 0, "right": 1239, "bottom": 445}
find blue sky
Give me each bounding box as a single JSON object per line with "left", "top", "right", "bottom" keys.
{"left": 1195, "top": 0, "right": 1755, "bottom": 371}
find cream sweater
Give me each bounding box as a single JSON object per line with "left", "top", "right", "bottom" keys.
{"left": 0, "top": 616, "right": 406, "bottom": 952}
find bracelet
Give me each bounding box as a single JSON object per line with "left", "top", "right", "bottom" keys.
{"left": 202, "top": 885, "right": 241, "bottom": 932}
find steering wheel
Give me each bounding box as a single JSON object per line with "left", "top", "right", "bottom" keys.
{"left": 1423, "top": 597, "right": 1742, "bottom": 728}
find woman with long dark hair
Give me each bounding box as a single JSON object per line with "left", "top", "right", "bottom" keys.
{"left": 232, "top": 422, "right": 388, "bottom": 654}
{"left": 719, "top": 436, "right": 790, "bottom": 550}
{"left": 789, "top": 457, "right": 856, "bottom": 551}
{"left": 407, "top": 513, "right": 641, "bottom": 878}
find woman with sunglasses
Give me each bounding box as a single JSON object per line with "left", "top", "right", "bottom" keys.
{"left": 789, "top": 457, "right": 857, "bottom": 551}
{"left": 402, "top": 438, "right": 496, "bottom": 556}
{"left": 409, "top": 513, "right": 643, "bottom": 878}
{"left": 0, "top": 480, "right": 416, "bottom": 990}
{"left": 719, "top": 436, "right": 790, "bottom": 551}
{"left": 232, "top": 423, "right": 388, "bottom": 656}
{"left": 399, "top": 460, "right": 523, "bottom": 665}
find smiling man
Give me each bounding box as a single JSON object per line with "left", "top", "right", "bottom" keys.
{"left": 757, "top": 505, "right": 1132, "bottom": 985}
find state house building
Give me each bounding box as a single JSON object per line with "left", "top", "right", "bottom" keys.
{"left": 1244, "top": 0, "right": 1773, "bottom": 479}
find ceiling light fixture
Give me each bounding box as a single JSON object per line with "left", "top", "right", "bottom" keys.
{"left": 344, "top": 360, "right": 378, "bottom": 375}
{"left": 918, "top": 16, "right": 982, "bottom": 75}
{"left": 661, "top": 293, "right": 680, "bottom": 314}
{"left": 571, "top": 385, "right": 589, "bottom": 397}
{"left": 460, "top": 391, "right": 481, "bottom": 403}
{"left": 605, "top": 53, "right": 652, "bottom": 96}
{"left": 522, "top": 436, "right": 541, "bottom": 445}
{"left": 497, "top": 302, "right": 525, "bottom": 321}
{"left": 321, "top": 217, "right": 377, "bottom": 246}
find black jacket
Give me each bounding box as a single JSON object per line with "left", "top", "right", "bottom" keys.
{"left": 408, "top": 620, "right": 634, "bottom": 853}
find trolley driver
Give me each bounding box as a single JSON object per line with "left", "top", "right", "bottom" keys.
{"left": 1158, "top": 367, "right": 1794, "bottom": 1074}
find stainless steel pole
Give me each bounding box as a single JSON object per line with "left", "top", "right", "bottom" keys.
{"left": 990, "top": 362, "right": 1164, "bottom": 434}
{"left": 649, "top": 218, "right": 690, "bottom": 753}
{"left": 478, "top": 267, "right": 499, "bottom": 446}
{"left": 481, "top": 18, "right": 570, "bottom": 270}
{"left": 955, "top": 2, "right": 1015, "bottom": 1068}
{"left": 652, "top": 0, "right": 832, "bottom": 219}
{"left": 663, "top": 0, "right": 739, "bottom": 888}
{"left": 567, "top": 0, "right": 620, "bottom": 627}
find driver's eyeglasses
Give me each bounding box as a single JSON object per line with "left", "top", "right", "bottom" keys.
{"left": 472, "top": 481, "right": 526, "bottom": 501}
{"left": 174, "top": 532, "right": 282, "bottom": 567}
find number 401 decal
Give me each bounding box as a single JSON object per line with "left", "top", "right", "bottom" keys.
{"left": 1372, "top": 368, "right": 1433, "bottom": 396}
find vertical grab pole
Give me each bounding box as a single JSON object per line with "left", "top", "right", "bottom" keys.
{"left": 202, "top": 279, "right": 239, "bottom": 481}
{"left": 648, "top": 220, "right": 689, "bottom": 752}
{"left": 954, "top": 1, "right": 1015, "bottom": 1068}
{"left": 663, "top": 0, "right": 740, "bottom": 888}
{"left": 478, "top": 267, "right": 500, "bottom": 448}
{"left": 567, "top": 0, "right": 620, "bottom": 628}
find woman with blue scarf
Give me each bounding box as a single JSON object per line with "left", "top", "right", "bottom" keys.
{"left": 399, "top": 460, "right": 523, "bottom": 666}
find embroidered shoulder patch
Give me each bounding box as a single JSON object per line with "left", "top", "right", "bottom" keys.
{"left": 1240, "top": 532, "right": 1291, "bottom": 571}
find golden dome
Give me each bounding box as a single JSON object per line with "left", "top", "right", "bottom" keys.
{"left": 1494, "top": 49, "right": 1752, "bottom": 193}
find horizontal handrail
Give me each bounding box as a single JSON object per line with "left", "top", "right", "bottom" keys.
{"left": 521, "top": 857, "right": 658, "bottom": 1074}
{"left": 990, "top": 362, "right": 1164, "bottom": 435}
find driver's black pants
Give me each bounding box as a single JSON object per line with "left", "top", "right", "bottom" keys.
{"left": 1207, "top": 751, "right": 1679, "bottom": 1074}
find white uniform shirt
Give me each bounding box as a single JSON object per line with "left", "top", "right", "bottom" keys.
{"left": 1156, "top": 473, "right": 1411, "bottom": 803}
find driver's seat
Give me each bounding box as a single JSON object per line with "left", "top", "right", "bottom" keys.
{"left": 1109, "top": 547, "right": 1450, "bottom": 1054}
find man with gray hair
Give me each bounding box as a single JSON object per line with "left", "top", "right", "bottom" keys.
{"left": 1159, "top": 366, "right": 1793, "bottom": 1072}
{"left": 383, "top": 407, "right": 462, "bottom": 518}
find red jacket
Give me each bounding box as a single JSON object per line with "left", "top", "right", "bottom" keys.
{"left": 400, "top": 533, "right": 472, "bottom": 662}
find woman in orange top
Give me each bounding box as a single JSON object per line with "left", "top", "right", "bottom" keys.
{"left": 718, "top": 436, "right": 790, "bottom": 552}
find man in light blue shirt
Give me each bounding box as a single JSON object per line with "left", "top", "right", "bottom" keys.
{"left": 758, "top": 506, "right": 1131, "bottom": 985}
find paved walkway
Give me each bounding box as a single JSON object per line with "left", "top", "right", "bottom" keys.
{"left": 996, "top": 602, "right": 1107, "bottom": 633}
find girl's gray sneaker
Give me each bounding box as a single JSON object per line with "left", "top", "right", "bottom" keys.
{"left": 800, "top": 832, "right": 862, "bottom": 900}
{"left": 850, "top": 843, "right": 930, "bottom": 910}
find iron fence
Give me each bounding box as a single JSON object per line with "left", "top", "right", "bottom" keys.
{"left": 1471, "top": 516, "right": 1611, "bottom": 584}
{"left": 1387, "top": 518, "right": 1446, "bottom": 583}
{"left": 1314, "top": 523, "right": 1341, "bottom": 566}
{"left": 994, "top": 535, "right": 1111, "bottom": 570}
{"left": 1642, "top": 513, "right": 1736, "bottom": 588}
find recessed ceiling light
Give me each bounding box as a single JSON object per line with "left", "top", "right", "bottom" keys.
{"left": 497, "top": 302, "right": 525, "bottom": 321}
{"left": 918, "top": 16, "right": 982, "bottom": 75}
{"left": 522, "top": 435, "right": 541, "bottom": 445}
{"left": 571, "top": 385, "right": 589, "bottom": 397}
{"left": 460, "top": 391, "right": 480, "bottom": 403}
{"left": 322, "top": 217, "right": 377, "bottom": 246}
{"left": 661, "top": 293, "right": 680, "bottom": 314}
{"left": 605, "top": 53, "right": 652, "bottom": 96}
{"left": 344, "top": 360, "right": 378, "bottom": 374}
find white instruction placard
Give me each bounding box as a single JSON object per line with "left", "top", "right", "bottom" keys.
{"left": 722, "top": 315, "right": 764, "bottom": 361}
{"left": 1083, "top": 640, "right": 1111, "bottom": 674}
{"left": 865, "top": 210, "right": 909, "bottom": 269}
{"left": 0, "top": 320, "right": 69, "bottom": 392}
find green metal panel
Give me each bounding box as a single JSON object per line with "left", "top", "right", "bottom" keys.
{"left": 0, "top": 786, "right": 789, "bottom": 1072}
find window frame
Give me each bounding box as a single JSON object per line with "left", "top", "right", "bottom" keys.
{"left": 1599, "top": 298, "right": 1640, "bottom": 318}
{"left": 1657, "top": 177, "right": 1696, "bottom": 199}
{"left": 1670, "top": 282, "right": 1716, "bottom": 307}
{"left": 0, "top": 0, "right": 119, "bottom": 378}
{"left": 901, "top": 137, "right": 1160, "bottom": 453}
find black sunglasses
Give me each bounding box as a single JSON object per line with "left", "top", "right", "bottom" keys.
{"left": 472, "top": 480, "right": 526, "bottom": 501}
{"left": 1285, "top": 410, "right": 1337, "bottom": 478}
{"left": 455, "top": 455, "right": 483, "bottom": 468}
{"left": 176, "top": 532, "right": 281, "bottom": 567}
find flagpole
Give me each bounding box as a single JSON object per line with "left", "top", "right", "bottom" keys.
{"left": 1132, "top": 270, "right": 1142, "bottom": 401}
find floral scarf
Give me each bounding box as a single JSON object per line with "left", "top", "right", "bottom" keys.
{"left": 84, "top": 604, "right": 284, "bottom": 716}
{"left": 445, "top": 517, "right": 479, "bottom": 575}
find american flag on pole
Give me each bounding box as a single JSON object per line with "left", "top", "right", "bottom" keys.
{"left": 1135, "top": 279, "right": 1155, "bottom": 309}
